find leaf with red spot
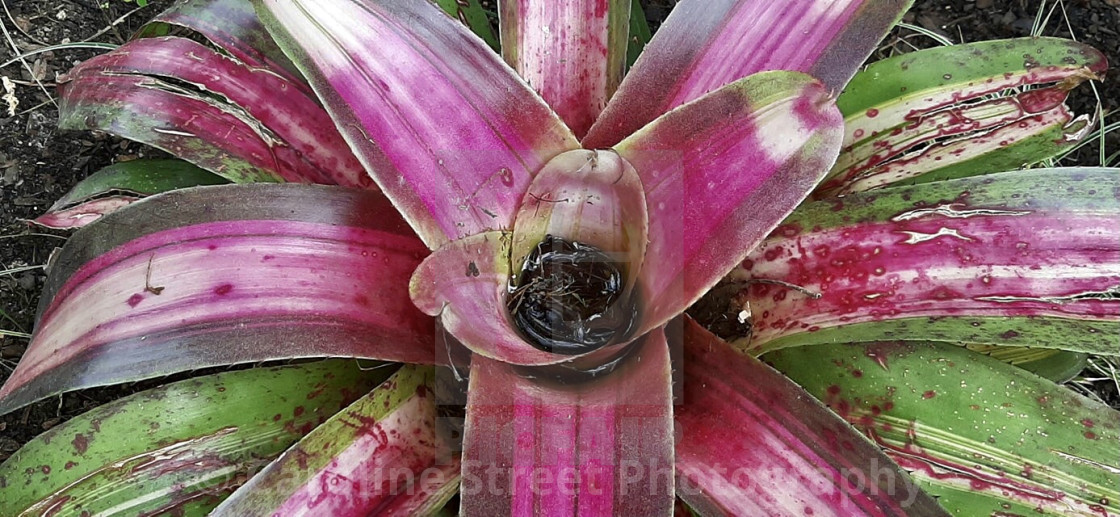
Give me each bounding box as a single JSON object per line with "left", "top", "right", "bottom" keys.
{"left": 676, "top": 319, "right": 948, "bottom": 516}
{"left": 254, "top": 0, "right": 579, "bottom": 249}
{"left": 583, "top": 0, "right": 914, "bottom": 148}
{"left": 767, "top": 341, "right": 1120, "bottom": 516}
{"left": 0, "top": 360, "right": 385, "bottom": 517}
{"left": 59, "top": 36, "right": 372, "bottom": 187}
{"left": 212, "top": 365, "right": 459, "bottom": 516}
{"left": 726, "top": 168, "right": 1120, "bottom": 356}
{"left": 460, "top": 328, "right": 675, "bottom": 516}
{"left": 0, "top": 184, "right": 435, "bottom": 415}
{"left": 501, "top": 0, "right": 630, "bottom": 138}
{"left": 821, "top": 37, "right": 1108, "bottom": 196}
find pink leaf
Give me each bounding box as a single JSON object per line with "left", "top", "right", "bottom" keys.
{"left": 676, "top": 318, "right": 947, "bottom": 516}
{"left": 584, "top": 0, "right": 912, "bottom": 148}
{"left": 30, "top": 195, "right": 139, "bottom": 230}
{"left": 460, "top": 328, "right": 674, "bottom": 516}
{"left": 614, "top": 71, "right": 844, "bottom": 338}
{"left": 255, "top": 0, "right": 580, "bottom": 248}
{"left": 139, "top": 0, "right": 309, "bottom": 89}
{"left": 60, "top": 37, "right": 370, "bottom": 187}
{"left": 501, "top": 0, "right": 630, "bottom": 138}
{"left": 0, "top": 184, "right": 434, "bottom": 414}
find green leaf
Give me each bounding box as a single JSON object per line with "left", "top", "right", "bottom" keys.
{"left": 212, "top": 365, "right": 459, "bottom": 516}
{"left": 824, "top": 37, "right": 1107, "bottom": 195}
{"left": 836, "top": 38, "right": 1106, "bottom": 119}
{"left": 626, "top": 0, "right": 651, "bottom": 67}
{"left": 434, "top": 0, "right": 498, "bottom": 50}
{"left": 50, "top": 159, "right": 227, "bottom": 210}
{"left": 0, "top": 360, "right": 387, "bottom": 517}
{"left": 766, "top": 341, "right": 1120, "bottom": 516}
{"left": 966, "top": 344, "right": 1088, "bottom": 383}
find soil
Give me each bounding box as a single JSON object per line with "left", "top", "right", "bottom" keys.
{"left": 2, "top": 0, "right": 1119, "bottom": 458}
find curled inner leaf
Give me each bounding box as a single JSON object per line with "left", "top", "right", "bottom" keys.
{"left": 410, "top": 149, "right": 648, "bottom": 366}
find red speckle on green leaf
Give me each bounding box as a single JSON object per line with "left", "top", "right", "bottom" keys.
{"left": 922, "top": 390, "right": 936, "bottom": 399}
{"left": 72, "top": 433, "right": 89, "bottom": 454}
{"left": 306, "top": 383, "right": 326, "bottom": 400}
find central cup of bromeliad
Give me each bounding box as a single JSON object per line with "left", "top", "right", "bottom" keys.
{"left": 507, "top": 234, "right": 636, "bottom": 355}
{"left": 499, "top": 149, "right": 649, "bottom": 358}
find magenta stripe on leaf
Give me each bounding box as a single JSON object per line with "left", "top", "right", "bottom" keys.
{"left": 615, "top": 71, "right": 844, "bottom": 338}
{"left": 213, "top": 366, "right": 458, "bottom": 516}
{"left": 731, "top": 169, "right": 1120, "bottom": 354}
{"left": 139, "top": 0, "right": 309, "bottom": 90}
{"left": 584, "top": 0, "right": 911, "bottom": 148}
{"left": 460, "top": 329, "right": 674, "bottom": 516}
{"left": 60, "top": 37, "right": 370, "bottom": 187}
{"left": 0, "top": 184, "right": 434, "bottom": 415}
{"left": 501, "top": 0, "right": 629, "bottom": 138}
{"left": 676, "top": 318, "right": 947, "bottom": 516}
{"left": 256, "top": 0, "right": 579, "bottom": 248}
{"left": 744, "top": 214, "right": 1119, "bottom": 347}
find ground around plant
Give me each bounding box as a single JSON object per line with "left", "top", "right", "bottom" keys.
{"left": 1, "top": 0, "right": 1118, "bottom": 459}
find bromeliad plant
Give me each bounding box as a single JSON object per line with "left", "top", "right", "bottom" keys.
{"left": 0, "top": 0, "right": 1117, "bottom": 515}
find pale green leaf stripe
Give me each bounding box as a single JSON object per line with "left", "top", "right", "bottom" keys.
{"left": 767, "top": 341, "right": 1120, "bottom": 517}
{"left": 212, "top": 365, "right": 455, "bottom": 514}
{"left": 837, "top": 37, "right": 1105, "bottom": 118}
{"left": 784, "top": 167, "right": 1119, "bottom": 233}
{"left": 743, "top": 316, "right": 1120, "bottom": 357}
{"left": 0, "top": 360, "right": 384, "bottom": 517}
{"left": 966, "top": 345, "right": 1087, "bottom": 383}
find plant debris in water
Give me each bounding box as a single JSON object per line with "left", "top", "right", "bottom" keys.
{"left": 507, "top": 234, "right": 634, "bottom": 354}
